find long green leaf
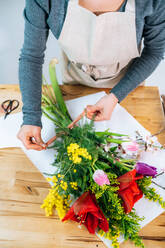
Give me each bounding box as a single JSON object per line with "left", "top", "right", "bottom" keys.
{"left": 49, "top": 59, "right": 72, "bottom": 121}
{"left": 106, "top": 138, "right": 128, "bottom": 144}
{"left": 96, "top": 131, "right": 128, "bottom": 137}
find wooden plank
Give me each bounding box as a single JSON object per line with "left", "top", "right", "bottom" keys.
{"left": 0, "top": 148, "right": 105, "bottom": 248}
{"left": 0, "top": 84, "right": 165, "bottom": 248}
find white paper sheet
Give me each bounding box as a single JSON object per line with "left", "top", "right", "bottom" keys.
{"left": 0, "top": 91, "right": 164, "bottom": 247}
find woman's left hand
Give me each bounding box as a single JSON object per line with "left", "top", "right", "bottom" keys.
{"left": 85, "top": 93, "right": 119, "bottom": 121}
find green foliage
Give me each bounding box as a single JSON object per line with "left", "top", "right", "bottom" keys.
{"left": 43, "top": 120, "right": 164, "bottom": 248}
{"left": 98, "top": 191, "right": 145, "bottom": 248}
{"left": 138, "top": 177, "right": 165, "bottom": 209}
{"left": 41, "top": 72, "right": 165, "bottom": 248}
{"left": 121, "top": 210, "right": 145, "bottom": 247}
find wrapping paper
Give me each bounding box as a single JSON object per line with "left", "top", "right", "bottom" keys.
{"left": 0, "top": 91, "right": 164, "bottom": 247}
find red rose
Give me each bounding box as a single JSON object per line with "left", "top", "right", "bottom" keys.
{"left": 62, "top": 191, "right": 109, "bottom": 234}
{"left": 118, "top": 169, "right": 143, "bottom": 214}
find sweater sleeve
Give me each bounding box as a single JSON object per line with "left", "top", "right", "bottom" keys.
{"left": 110, "top": 1, "right": 165, "bottom": 102}
{"left": 19, "top": 0, "right": 49, "bottom": 128}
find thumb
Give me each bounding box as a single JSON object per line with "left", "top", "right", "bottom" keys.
{"left": 85, "top": 104, "right": 101, "bottom": 120}
{"left": 34, "top": 134, "right": 46, "bottom": 147}
{"left": 86, "top": 104, "right": 101, "bottom": 113}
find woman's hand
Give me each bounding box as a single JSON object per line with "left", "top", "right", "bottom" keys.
{"left": 85, "top": 93, "right": 118, "bottom": 121}
{"left": 17, "top": 125, "right": 46, "bottom": 151}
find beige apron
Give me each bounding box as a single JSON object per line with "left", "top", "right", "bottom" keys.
{"left": 58, "top": 0, "right": 141, "bottom": 88}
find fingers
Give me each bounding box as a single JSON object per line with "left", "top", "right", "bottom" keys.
{"left": 17, "top": 125, "right": 46, "bottom": 151}
{"left": 92, "top": 114, "right": 105, "bottom": 121}
{"left": 33, "top": 133, "right": 46, "bottom": 149}
{"left": 85, "top": 105, "right": 101, "bottom": 120}
{"left": 85, "top": 94, "right": 118, "bottom": 122}
{"left": 85, "top": 107, "right": 111, "bottom": 121}
{"left": 86, "top": 105, "right": 99, "bottom": 113}
{"left": 25, "top": 137, "right": 44, "bottom": 151}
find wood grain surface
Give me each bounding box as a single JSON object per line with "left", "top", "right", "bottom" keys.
{"left": 0, "top": 84, "right": 165, "bottom": 248}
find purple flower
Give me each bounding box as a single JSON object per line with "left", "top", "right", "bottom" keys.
{"left": 135, "top": 162, "right": 157, "bottom": 177}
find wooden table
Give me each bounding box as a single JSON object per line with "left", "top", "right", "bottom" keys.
{"left": 0, "top": 84, "right": 165, "bottom": 248}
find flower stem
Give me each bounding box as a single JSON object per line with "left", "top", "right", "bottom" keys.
{"left": 42, "top": 109, "right": 61, "bottom": 127}
{"left": 152, "top": 181, "right": 165, "bottom": 190}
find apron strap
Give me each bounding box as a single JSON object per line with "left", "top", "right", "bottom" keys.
{"left": 125, "top": 0, "right": 136, "bottom": 13}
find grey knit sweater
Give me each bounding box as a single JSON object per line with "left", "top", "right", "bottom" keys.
{"left": 19, "top": 0, "right": 165, "bottom": 127}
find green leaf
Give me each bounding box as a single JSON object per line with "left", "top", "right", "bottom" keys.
{"left": 110, "top": 146, "right": 118, "bottom": 152}
{"left": 49, "top": 59, "right": 72, "bottom": 121}
{"left": 96, "top": 130, "right": 128, "bottom": 137}
{"left": 106, "top": 138, "right": 128, "bottom": 145}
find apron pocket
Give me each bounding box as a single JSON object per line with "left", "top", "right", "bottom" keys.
{"left": 67, "top": 60, "right": 97, "bottom": 84}
{"left": 66, "top": 59, "right": 132, "bottom": 88}
{"left": 68, "top": 60, "right": 123, "bottom": 83}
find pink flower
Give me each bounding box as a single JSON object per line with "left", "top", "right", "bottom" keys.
{"left": 122, "top": 141, "right": 139, "bottom": 152}
{"left": 93, "top": 169, "right": 110, "bottom": 186}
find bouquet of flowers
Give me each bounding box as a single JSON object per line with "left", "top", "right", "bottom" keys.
{"left": 40, "top": 59, "right": 165, "bottom": 248}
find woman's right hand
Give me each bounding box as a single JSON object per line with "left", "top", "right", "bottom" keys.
{"left": 17, "top": 125, "right": 46, "bottom": 151}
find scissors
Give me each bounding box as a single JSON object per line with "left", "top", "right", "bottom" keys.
{"left": 1, "top": 99, "right": 19, "bottom": 119}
